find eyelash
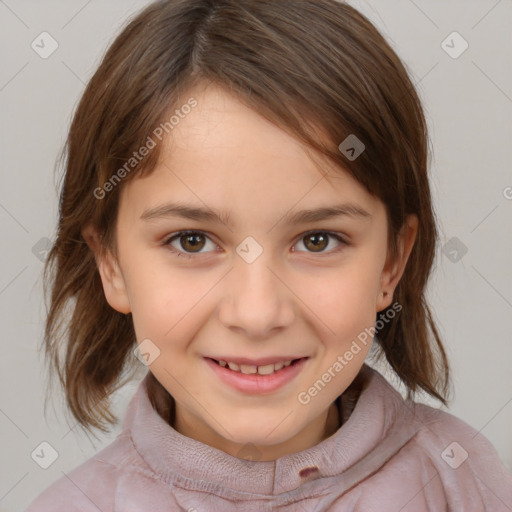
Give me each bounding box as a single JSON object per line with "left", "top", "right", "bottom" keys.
{"left": 162, "top": 230, "right": 348, "bottom": 259}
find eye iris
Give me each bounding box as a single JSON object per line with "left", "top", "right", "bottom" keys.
{"left": 304, "top": 233, "right": 328, "bottom": 252}
{"left": 181, "top": 233, "right": 205, "bottom": 252}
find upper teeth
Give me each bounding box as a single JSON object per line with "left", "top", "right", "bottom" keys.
{"left": 218, "top": 359, "right": 294, "bottom": 375}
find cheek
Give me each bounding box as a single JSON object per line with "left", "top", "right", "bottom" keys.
{"left": 126, "top": 256, "right": 214, "bottom": 342}
{"left": 296, "top": 255, "right": 382, "bottom": 341}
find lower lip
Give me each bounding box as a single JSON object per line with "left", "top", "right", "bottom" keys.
{"left": 204, "top": 357, "right": 309, "bottom": 394}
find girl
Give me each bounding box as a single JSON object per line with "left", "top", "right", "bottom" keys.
{"left": 26, "top": 0, "right": 512, "bottom": 510}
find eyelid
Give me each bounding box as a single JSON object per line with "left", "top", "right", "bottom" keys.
{"left": 162, "top": 229, "right": 349, "bottom": 258}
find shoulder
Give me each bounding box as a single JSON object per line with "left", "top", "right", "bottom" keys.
{"left": 24, "top": 433, "right": 150, "bottom": 512}
{"left": 410, "top": 400, "right": 507, "bottom": 466}
{"left": 361, "top": 367, "right": 512, "bottom": 510}
{"left": 401, "top": 400, "right": 512, "bottom": 510}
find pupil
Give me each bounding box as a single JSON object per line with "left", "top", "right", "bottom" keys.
{"left": 182, "top": 234, "right": 204, "bottom": 252}
{"left": 306, "top": 233, "right": 327, "bottom": 252}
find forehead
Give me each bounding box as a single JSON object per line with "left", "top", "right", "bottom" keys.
{"left": 118, "top": 83, "right": 383, "bottom": 227}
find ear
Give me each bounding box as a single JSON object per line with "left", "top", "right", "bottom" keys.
{"left": 376, "top": 214, "right": 418, "bottom": 312}
{"left": 82, "top": 223, "right": 131, "bottom": 314}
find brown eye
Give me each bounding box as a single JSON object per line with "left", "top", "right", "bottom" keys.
{"left": 303, "top": 233, "right": 328, "bottom": 252}
{"left": 164, "top": 231, "right": 216, "bottom": 257}
{"left": 294, "top": 231, "right": 347, "bottom": 254}
{"left": 179, "top": 233, "right": 206, "bottom": 252}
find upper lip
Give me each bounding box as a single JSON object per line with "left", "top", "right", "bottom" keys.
{"left": 206, "top": 356, "right": 308, "bottom": 366}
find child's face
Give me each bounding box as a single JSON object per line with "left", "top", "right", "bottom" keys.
{"left": 97, "top": 83, "right": 413, "bottom": 460}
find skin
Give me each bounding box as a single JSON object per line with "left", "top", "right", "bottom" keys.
{"left": 83, "top": 82, "right": 417, "bottom": 461}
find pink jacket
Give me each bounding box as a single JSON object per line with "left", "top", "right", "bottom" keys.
{"left": 25, "top": 364, "right": 512, "bottom": 511}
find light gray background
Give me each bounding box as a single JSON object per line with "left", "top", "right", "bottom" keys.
{"left": 1, "top": 1, "right": 511, "bottom": 510}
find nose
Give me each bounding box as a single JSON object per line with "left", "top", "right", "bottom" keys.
{"left": 217, "top": 251, "right": 295, "bottom": 339}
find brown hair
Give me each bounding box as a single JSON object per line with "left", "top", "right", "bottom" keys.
{"left": 43, "top": 0, "right": 451, "bottom": 434}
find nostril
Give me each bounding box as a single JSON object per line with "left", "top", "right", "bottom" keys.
{"left": 299, "top": 466, "right": 319, "bottom": 478}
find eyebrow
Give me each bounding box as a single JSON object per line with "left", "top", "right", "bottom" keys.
{"left": 140, "top": 202, "right": 371, "bottom": 226}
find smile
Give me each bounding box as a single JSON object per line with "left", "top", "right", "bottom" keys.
{"left": 204, "top": 357, "right": 309, "bottom": 394}
{"left": 213, "top": 358, "right": 299, "bottom": 375}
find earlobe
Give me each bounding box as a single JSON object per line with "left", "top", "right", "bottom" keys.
{"left": 377, "top": 214, "right": 418, "bottom": 311}
{"left": 82, "top": 224, "right": 131, "bottom": 314}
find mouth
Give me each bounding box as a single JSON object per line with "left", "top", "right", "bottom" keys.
{"left": 206, "top": 357, "right": 306, "bottom": 376}
{"left": 204, "top": 356, "right": 309, "bottom": 394}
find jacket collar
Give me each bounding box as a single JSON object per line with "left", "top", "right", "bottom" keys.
{"left": 122, "top": 363, "right": 424, "bottom": 497}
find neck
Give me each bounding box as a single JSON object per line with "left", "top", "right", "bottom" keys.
{"left": 173, "top": 398, "right": 342, "bottom": 462}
